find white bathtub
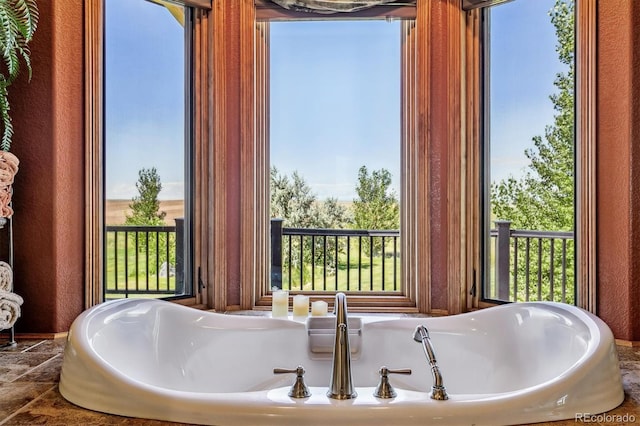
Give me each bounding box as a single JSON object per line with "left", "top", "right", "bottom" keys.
{"left": 59, "top": 299, "right": 624, "bottom": 426}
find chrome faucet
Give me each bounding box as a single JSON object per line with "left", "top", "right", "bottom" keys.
{"left": 327, "top": 292, "right": 357, "bottom": 400}
{"left": 413, "top": 325, "right": 448, "bottom": 400}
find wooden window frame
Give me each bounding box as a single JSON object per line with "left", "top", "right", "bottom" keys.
{"left": 251, "top": 5, "right": 421, "bottom": 312}
{"left": 471, "top": 0, "right": 597, "bottom": 312}
{"left": 85, "top": 0, "right": 103, "bottom": 308}
{"left": 217, "top": 0, "right": 468, "bottom": 315}
{"left": 83, "top": 0, "right": 595, "bottom": 315}
{"left": 84, "top": 0, "right": 205, "bottom": 308}
{"left": 575, "top": 0, "right": 597, "bottom": 312}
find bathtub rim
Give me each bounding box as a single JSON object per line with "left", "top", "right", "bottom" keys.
{"left": 59, "top": 298, "right": 624, "bottom": 426}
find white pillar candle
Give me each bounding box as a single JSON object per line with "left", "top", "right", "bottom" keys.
{"left": 292, "top": 294, "right": 309, "bottom": 318}
{"left": 311, "top": 300, "right": 328, "bottom": 316}
{"left": 272, "top": 290, "right": 289, "bottom": 318}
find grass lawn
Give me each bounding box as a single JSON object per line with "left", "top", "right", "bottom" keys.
{"left": 280, "top": 243, "right": 401, "bottom": 292}
{"left": 105, "top": 231, "right": 177, "bottom": 297}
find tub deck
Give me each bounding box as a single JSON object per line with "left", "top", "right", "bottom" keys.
{"left": 56, "top": 300, "right": 625, "bottom": 425}
{"left": 1, "top": 334, "right": 638, "bottom": 425}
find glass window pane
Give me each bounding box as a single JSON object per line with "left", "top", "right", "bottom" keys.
{"left": 484, "top": 0, "right": 575, "bottom": 303}
{"left": 104, "top": 0, "right": 192, "bottom": 299}
{"left": 268, "top": 20, "right": 402, "bottom": 294}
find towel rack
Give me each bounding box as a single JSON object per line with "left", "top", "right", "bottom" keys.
{"left": 0, "top": 216, "right": 16, "bottom": 348}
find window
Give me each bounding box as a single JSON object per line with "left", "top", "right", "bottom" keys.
{"left": 248, "top": 4, "right": 426, "bottom": 312}
{"left": 267, "top": 20, "right": 402, "bottom": 294}
{"left": 85, "top": 0, "right": 594, "bottom": 314}
{"left": 482, "top": 0, "right": 576, "bottom": 304}
{"left": 102, "top": 0, "right": 194, "bottom": 300}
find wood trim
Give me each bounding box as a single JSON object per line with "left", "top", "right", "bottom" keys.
{"left": 472, "top": 3, "right": 594, "bottom": 312}
{"left": 14, "top": 332, "right": 69, "bottom": 340}
{"left": 401, "top": 19, "right": 419, "bottom": 308}
{"left": 211, "top": 0, "right": 229, "bottom": 311}
{"left": 250, "top": 10, "right": 423, "bottom": 313}
{"left": 180, "top": 0, "right": 212, "bottom": 10}
{"left": 242, "top": 1, "right": 473, "bottom": 314}
{"left": 444, "top": 0, "right": 464, "bottom": 315}
{"left": 239, "top": 0, "right": 257, "bottom": 309}
{"left": 254, "top": 294, "right": 418, "bottom": 312}
{"left": 575, "top": 0, "right": 597, "bottom": 314}
{"left": 193, "top": 9, "right": 212, "bottom": 306}
{"left": 464, "top": 9, "right": 481, "bottom": 311}
{"left": 253, "top": 22, "right": 271, "bottom": 306}
{"left": 170, "top": 296, "right": 201, "bottom": 306}
{"left": 415, "top": 0, "right": 431, "bottom": 313}
{"left": 85, "top": 2, "right": 205, "bottom": 308}
{"left": 84, "top": 0, "right": 103, "bottom": 309}
{"left": 461, "top": 0, "right": 512, "bottom": 11}
{"left": 615, "top": 339, "right": 640, "bottom": 348}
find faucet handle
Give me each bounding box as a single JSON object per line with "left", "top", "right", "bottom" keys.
{"left": 374, "top": 366, "right": 411, "bottom": 399}
{"left": 273, "top": 365, "right": 311, "bottom": 398}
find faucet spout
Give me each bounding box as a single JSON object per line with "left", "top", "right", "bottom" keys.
{"left": 327, "top": 292, "right": 357, "bottom": 400}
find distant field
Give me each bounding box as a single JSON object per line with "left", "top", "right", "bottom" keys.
{"left": 105, "top": 199, "right": 184, "bottom": 225}
{"left": 106, "top": 199, "right": 354, "bottom": 226}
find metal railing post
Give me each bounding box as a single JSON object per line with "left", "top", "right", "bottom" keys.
{"left": 495, "top": 220, "right": 511, "bottom": 301}
{"left": 175, "top": 218, "right": 184, "bottom": 295}
{"left": 271, "top": 218, "right": 283, "bottom": 290}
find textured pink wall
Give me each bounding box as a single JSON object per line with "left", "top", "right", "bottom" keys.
{"left": 10, "top": 0, "right": 85, "bottom": 333}
{"left": 596, "top": 0, "right": 640, "bottom": 341}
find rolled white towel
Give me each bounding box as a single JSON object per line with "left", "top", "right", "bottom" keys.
{"left": 0, "top": 261, "right": 11, "bottom": 292}
{"left": 0, "top": 290, "right": 23, "bottom": 330}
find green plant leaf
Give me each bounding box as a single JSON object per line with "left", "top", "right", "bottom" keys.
{"left": 0, "top": 0, "right": 39, "bottom": 151}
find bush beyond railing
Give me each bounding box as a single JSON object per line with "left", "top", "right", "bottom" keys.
{"left": 489, "top": 220, "right": 575, "bottom": 304}
{"left": 270, "top": 219, "right": 575, "bottom": 304}
{"left": 271, "top": 219, "right": 400, "bottom": 292}
{"left": 103, "top": 219, "right": 574, "bottom": 304}
{"left": 104, "top": 219, "right": 184, "bottom": 299}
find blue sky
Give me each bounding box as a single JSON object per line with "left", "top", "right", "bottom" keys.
{"left": 270, "top": 20, "right": 401, "bottom": 201}
{"left": 105, "top": 0, "right": 564, "bottom": 201}
{"left": 105, "top": 0, "right": 185, "bottom": 200}
{"left": 489, "top": 0, "right": 564, "bottom": 183}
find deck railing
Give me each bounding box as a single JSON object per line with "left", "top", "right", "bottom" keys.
{"left": 270, "top": 218, "right": 575, "bottom": 304}
{"left": 490, "top": 220, "right": 575, "bottom": 304}
{"left": 104, "top": 218, "right": 184, "bottom": 299}
{"left": 271, "top": 218, "right": 400, "bottom": 292}
{"left": 102, "top": 218, "right": 574, "bottom": 303}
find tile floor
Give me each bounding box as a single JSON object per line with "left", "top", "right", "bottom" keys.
{"left": 0, "top": 335, "right": 638, "bottom": 425}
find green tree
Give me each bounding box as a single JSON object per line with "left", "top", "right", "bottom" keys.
{"left": 270, "top": 167, "right": 349, "bottom": 285}
{"left": 352, "top": 166, "right": 399, "bottom": 256}
{"left": 126, "top": 167, "right": 166, "bottom": 226}
{"left": 490, "top": 0, "right": 574, "bottom": 302}
{"left": 125, "top": 167, "right": 172, "bottom": 276}
{"left": 353, "top": 166, "right": 399, "bottom": 230}
{"left": 270, "top": 166, "right": 348, "bottom": 229}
